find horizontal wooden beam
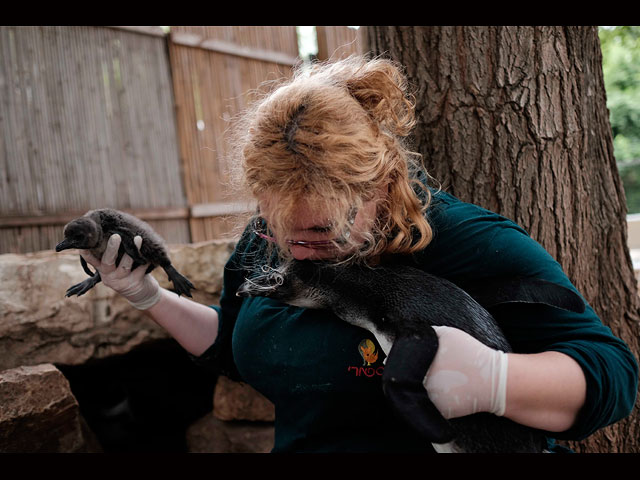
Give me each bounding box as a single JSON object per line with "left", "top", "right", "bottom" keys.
{"left": 0, "top": 214, "right": 78, "bottom": 228}
{"left": 107, "top": 26, "right": 167, "bottom": 37}
{"left": 0, "top": 207, "right": 189, "bottom": 228}
{"left": 190, "top": 201, "right": 256, "bottom": 218}
{"left": 0, "top": 202, "right": 256, "bottom": 228}
{"left": 170, "top": 32, "right": 300, "bottom": 66}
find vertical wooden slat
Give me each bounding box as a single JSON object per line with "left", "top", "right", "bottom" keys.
{"left": 0, "top": 26, "right": 189, "bottom": 253}
{"left": 1, "top": 26, "right": 308, "bottom": 252}
{"left": 316, "top": 26, "right": 364, "bottom": 61}
{"left": 167, "top": 26, "right": 299, "bottom": 242}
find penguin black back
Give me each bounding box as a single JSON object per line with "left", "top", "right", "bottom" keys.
{"left": 236, "top": 260, "right": 585, "bottom": 453}
{"left": 56, "top": 208, "right": 194, "bottom": 298}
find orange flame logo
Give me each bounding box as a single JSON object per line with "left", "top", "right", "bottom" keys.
{"left": 358, "top": 339, "right": 379, "bottom": 366}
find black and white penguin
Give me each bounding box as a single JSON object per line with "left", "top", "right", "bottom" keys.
{"left": 236, "top": 260, "right": 585, "bottom": 453}
{"left": 55, "top": 208, "right": 194, "bottom": 298}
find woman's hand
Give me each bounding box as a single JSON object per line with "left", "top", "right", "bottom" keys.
{"left": 80, "top": 233, "right": 162, "bottom": 310}
{"left": 424, "top": 325, "right": 586, "bottom": 432}
{"left": 423, "top": 325, "right": 508, "bottom": 419}
{"left": 80, "top": 233, "right": 218, "bottom": 356}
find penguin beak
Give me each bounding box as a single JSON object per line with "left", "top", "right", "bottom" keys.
{"left": 55, "top": 238, "right": 75, "bottom": 252}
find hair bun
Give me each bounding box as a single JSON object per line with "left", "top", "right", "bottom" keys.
{"left": 339, "top": 56, "right": 416, "bottom": 138}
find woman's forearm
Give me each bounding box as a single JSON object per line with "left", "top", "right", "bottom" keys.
{"left": 144, "top": 287, "right": 219, "bottom": 357}
{"left": 504, "top": 351, "right": 587, "bottom": 432}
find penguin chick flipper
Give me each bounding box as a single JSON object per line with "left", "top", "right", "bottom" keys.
{"left": 65, "top": 272, "right": 102, "bottom": 297}
{"left": 119, "top": 234, "right": 147, "bottom": 266}
{"left": 80, "top": 255, "right": 95, "bottom": 277}
{"left": 382, "top": 330, "right": 456, "bottom": 444}
{"left": 465, "top": 276, "right": 586, "bottom": 314}
{"left": 163, "top": 264, "right": 195, "bottom": 297}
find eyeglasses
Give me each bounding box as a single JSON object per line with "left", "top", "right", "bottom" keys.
{"left": 252, "top": 208, "right": 357, "bottom": 250}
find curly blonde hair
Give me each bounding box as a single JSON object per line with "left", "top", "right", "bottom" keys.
{"left": 229, "top": 55, "right": 434, "bottom": 264}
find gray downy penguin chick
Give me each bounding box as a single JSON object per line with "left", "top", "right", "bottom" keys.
{"left": 236, "top": 260, "right": 585, "bottom": 453}
{"left": 56, "top": 208, "right": 195, "bottom": 298}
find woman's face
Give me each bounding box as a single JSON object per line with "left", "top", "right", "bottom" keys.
{"left": 258, "top": 194, "right": 379, "bottom": 261}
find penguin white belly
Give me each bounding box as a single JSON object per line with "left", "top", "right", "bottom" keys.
{"left": 368, "top": 326, "right": 394, "bottom": 360}
{"left": 338, "top": 312, "right": 394, "bottom": 358}
{"left": 343, "top": 313, "right": 460, "bottom": 453}
{"left": 432, "top": 441, "right": 461, "bottom": 453}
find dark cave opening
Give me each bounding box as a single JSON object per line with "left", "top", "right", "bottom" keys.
{"left": 57, "top": 339, "right": 218, "bottom": 452}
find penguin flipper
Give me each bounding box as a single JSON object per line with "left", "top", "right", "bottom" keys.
{"left": 465, "top": 276, "right": 585, "bottom": 314}
{"left": 118, "top": 233, "right": 147, "bottom": 266}
{"left": 66, "top": 272, "right": 102, "bottom": 297}
{"left": 382, "top": 329, "right": 456, "bottom": 444}
{"left": 117, "top": 236, "right": 155, "bottom": 274}
{"left": 163, "top": 264, "right": 195, "bottom": 298}
{"left": 80, "top": 255, "right": 95, "bottom": 277}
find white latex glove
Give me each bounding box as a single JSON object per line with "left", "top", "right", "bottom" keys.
{"left": 80, "top": 233, "right": 162, "bottom": 310}
{"left": 423, "top": 325, "right": 508, "bottom": 419}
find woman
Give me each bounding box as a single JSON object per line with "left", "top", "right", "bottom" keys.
{"left": 80, "top": 56, "right": 638, "bottom": 452}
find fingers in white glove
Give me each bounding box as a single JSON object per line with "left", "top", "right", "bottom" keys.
{"left": 78, "top": 233, "right": 161, "bottom": 310}
{"left": 102, "top": 233, "right": 121, "bottom": 268}
{"left": 118, "top": 251, "right": 133, "bottom": 271}
{"left": 424, "top": 325, "right": 508, "bottom": 419}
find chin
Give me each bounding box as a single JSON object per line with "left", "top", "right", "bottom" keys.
{"left": 290, "top": 246, "right": 337, "bottom": 261}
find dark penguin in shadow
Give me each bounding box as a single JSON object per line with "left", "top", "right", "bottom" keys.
{"left": 236, "top": 260, "right": 585, "bottom": 453}
{"left": 55, "top": 208, "right": 194, "bottom": 298}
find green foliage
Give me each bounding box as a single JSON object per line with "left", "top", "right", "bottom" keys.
{"left": 619, "top": 166, "right": 640, "bottom": 213}
{"left": 599, "top": 26, "right": 640, "bottom": 213}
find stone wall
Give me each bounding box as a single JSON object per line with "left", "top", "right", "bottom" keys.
{"left": 0, "top": 363, "right": 102, "bottom": 452}
{"left": 0, "top": 240, "right": 275, "bottom": 453}
{"left": 0, "top": 240, "right": 234, "bottom": 371}
{"left": 187, "top": 375, "right": 275, "bottom": 453}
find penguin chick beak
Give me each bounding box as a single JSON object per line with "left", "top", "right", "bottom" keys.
{"left": 55, "top": 238, "right": 75, "bottom": 252}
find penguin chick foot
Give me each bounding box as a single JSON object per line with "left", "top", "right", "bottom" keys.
{"left": 65, "top": 273, "right": 102, "bottom": 297}
{"left": 164, "top": 264, "right": 195, "bottom": 297}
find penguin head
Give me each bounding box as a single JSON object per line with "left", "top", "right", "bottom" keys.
{"left": 236, "top": 260, "right": 337, "bottom": 309}
{"left": 56, "top": 217, "right": 101, "bottom": 251}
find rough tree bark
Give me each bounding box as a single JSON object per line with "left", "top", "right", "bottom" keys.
{"left": 364, "top": 26, "right": 640, "bottom": 453}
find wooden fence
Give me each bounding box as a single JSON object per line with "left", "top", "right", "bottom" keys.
{"left": 168, "top": 26, "right": 299, "bottom": 242}
{"left": 0, "top": 26, "right": 366, "bottom": 253}
{"left": 316, "top": 26, "right": 364, "bottom": 61}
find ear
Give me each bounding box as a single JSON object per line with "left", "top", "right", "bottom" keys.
{"left": 463, "top": 276, "right": 586, "bottom": 314}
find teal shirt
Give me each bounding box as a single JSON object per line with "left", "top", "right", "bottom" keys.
{"left": 194, "top": 190, "right": 638, "bottom": 452}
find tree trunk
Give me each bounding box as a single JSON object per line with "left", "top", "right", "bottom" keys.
{"left": 364, "top": 26, "right": 640, "bottom": 453}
